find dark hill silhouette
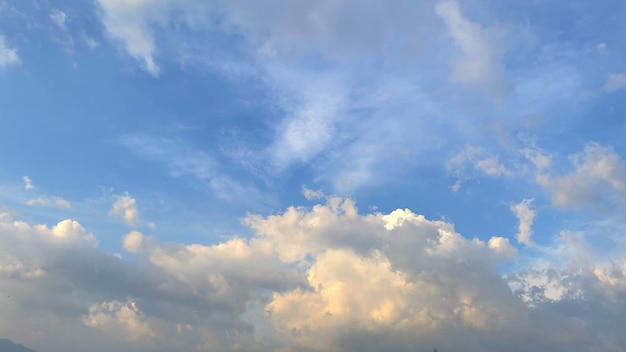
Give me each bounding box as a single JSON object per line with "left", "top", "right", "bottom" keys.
{"left": 0, "top": 338, "right": 36, "bottom": 352}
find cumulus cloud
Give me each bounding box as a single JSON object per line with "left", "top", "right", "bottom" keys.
{"left": 603, "top": 73, "right": 626, "bottom": 93}
{"left": 511, "top": 198, "right": 535, "bottom": 245}
{"left": 25, "top": 196, "right": 71, "bottom": 209}
{"left": 83, "top": 300, "right": 160, "bottom": 343}
{"left": 122, "top": 231, "right": 144, "bottom": 253}
{"left": 22, "top": 176, "right": 34, "bottom": 190}
{"left": 5, "top": 196, "right": 626, "bottom": 351}
{"left": 109, "top": 193, "right": 140, "bottom": 226}
{"left": 536, "top": 143, "right": 626, "bottom": 209}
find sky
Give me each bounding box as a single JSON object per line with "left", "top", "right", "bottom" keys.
{"left": 1, "top": 0, "right": 626, "bottom": 351}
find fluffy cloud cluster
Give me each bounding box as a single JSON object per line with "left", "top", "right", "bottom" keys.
{"left": 536, "top": 143, "right": 626, "bottom": 210}
{"left": 3, "top": 198, "right": 626, "bottom": 351}
{"left": 109, "top": 194, "right": 140, "bottom": 226}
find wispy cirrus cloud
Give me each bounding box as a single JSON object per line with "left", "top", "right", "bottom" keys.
{"left": 25, "top": 196, "right": 71, "bottom": 209}
{"left": 603, "top": 73, "right": 626, "bottom": 93}
{"left": 120, "top": 134, "right": 269, "bottom": 206}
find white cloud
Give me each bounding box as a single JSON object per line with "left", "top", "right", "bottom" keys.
{"left": 5, "top": 198, "right": 626, "bottom": 350}
{"left": 82, "top": 34, "right": 100, "bottom": 49}
{"left": 25, "top": 196, "right": 71, "bottom": 209}
{"left": 267, "top": 69, "right": 348, "bottom": 170}
{"left": 447, "top": 144, "right": 514, "bottom": 191}
{"left": 109, "top": 193, "right": 140, "bottom": 226}
{"left": 0, "top": 35, "right": 19, "bottom": 69}
{"left": 488, "top": 236, "right": 518, "bottom": 261}
{"left": 22, "top": 176, "right": 34, "bottom": 190}
{"left": 121, "top": 134, "right": 268, "bottom": 206}
{"left": 536, "top": 143, "right": 626, "bottom": 209}
{"left": 520, "top": 146, "right": 552, "bottom": 171}
{"left": 83, "top": 300, "right": 160, "bottom": 343}
{"left": 50, "top": 9, "right": 67, "bottom": 30}
{"left": 435, "top": 1, "right": 510, "bottom": 93}
{"left": 603, "top": 73, "right": 626, "bottom": 93}
{"left": 96, "top": 0, "right": 175, "bottom": 76}
{"left": 596, "top": 42, "right": 608, "bottom": 56}
{"left": 122, "top": 231, "right": 144, "bottom": 253}
{"left": 302, "top": 186, "right": 324, "bottom": 200}
{"left": 120, "top": 134, "right": 217, "bottom": 180}
{"left": 511, "top": 198, "right": 535, "bottom": 245}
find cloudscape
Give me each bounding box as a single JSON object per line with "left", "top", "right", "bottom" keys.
{"left": 1, "top": 0, "right": 626, "bottom": 351}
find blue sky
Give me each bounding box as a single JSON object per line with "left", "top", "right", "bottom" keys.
{"left": 2, "top": 0, "right": 626, "bottom": 351}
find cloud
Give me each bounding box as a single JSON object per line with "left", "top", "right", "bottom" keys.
{"left": 5, "top": 198, "right": 626, "bottom": 350}
{"left": 267, "top": 69, "right": 348, "bottom": 170}
{"left": 83, "top": 300, "right": 160, "bottom": 343}
{"left": 603, "top": 73, "right": 626, "bottom": 93}
{"left": 25, "top": 196, "right": 71, "bottom": 209}
{"left": 536, "top": 143, "right": 626, "bottom": 209}
{"left": 520, "top": 146, "right": 552, "bottom": 171}
{"left": 511, "top": 199, "right": 535, "bottom": 245}
{"left": 120, "top": 134, "right": 217, "bottom": 180}
{"left": 120, "top": 134, "right": 267, "bottom": 205}
{"left": 596, "top": 42, "right": 608, "bottom": 56}
{"left": 96, "top": 0, "right": 165, "bottom": 76}
{"left": 302, "top": 186, "right": 324, "bottom": 200}
{"left": 122, "top": 231, "right": 144, "bottom": 253}
{"left": 49, "top": 9, "right": 67, "bottom": 30}
{"left": 447, "top": 144, "right": 514, "bottom": 191}
{"left": 0, "top": 35, "right": 20, "bottom": 69}
{"left": 109, "top": 193, "right": 140, "bottom": 226}
{"left": 435, "top": 1, "right": 510, "bottom": 93}
{"left": 22, "top": 176, "right": 34, "bottom": 190}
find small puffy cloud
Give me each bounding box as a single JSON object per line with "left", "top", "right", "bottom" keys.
{"left": 109, "top": 193, "right": 140, "bottom": 226}
{"left": 603, "top": 73, "right": 626, "bottom": 93}
{"left": 0, "top": 35, "right": 20, "bottom": 69}
{"left": 25, "top": 196, "right": 71, "bottom": 209}
{"left": 122, "top": 231, "right": 144, "bottom": 253}
{"left": 22, "top": 176, "right": 34, "bottom": 190}
{"left": 511, "top": 198, "right": 535, "bottom": 245}
{"left": 536, "top": 143, "right": 626, "bottom": 209}
{"left": 302, "top": 186, "right": 324, "bottom": 200}
{"left": 488, "top": 236, "right": 518, "bottom": 260}
{"left": 83, "top": 300, "right": 160, "bottom": 343}
{"left": 596, "top": 42, "right": 608, "bottom": 56}
{"left": 520, "top": 146, "right": 552, "bottom": 171}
